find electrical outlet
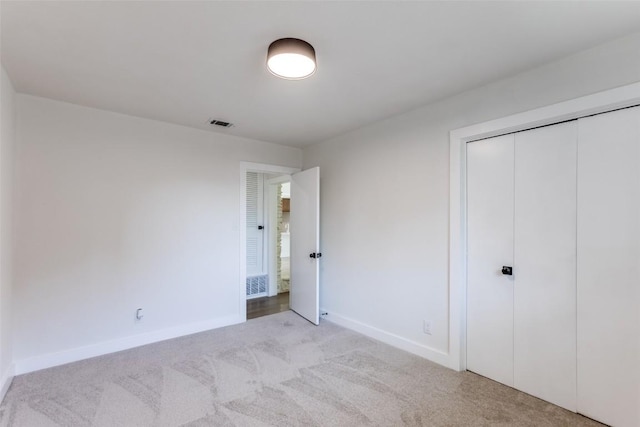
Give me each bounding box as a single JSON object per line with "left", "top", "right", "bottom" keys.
{"left": 423, "top": 320, "right": 432, "bottom": 335}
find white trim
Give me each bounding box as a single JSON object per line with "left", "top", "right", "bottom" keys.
{"left": 0, "top": 365, "right": 14, "bottom": 403}
{"left": 240, "top": 162, "right": 300, "bottom": 320}
{"left": 449, "top": 81, "right": 640, "bottom": 372}
{"left": 241, "top": 162, "right": 300, "bottom": 176}
{"left": 13, "top": 315, "right": 242, "bottom": 375}
{"left": 321, "top": 310, "right": 451, "bottom": 367}
{"left": 267, "top": 180, "right": 279, "bottom": 296}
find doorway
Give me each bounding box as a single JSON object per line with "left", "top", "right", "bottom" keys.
{"left": 239, "top": 162, "right": 321, "bottom": 325}
{"left": 246, "top": 177, "right": 292, "bottom": 320}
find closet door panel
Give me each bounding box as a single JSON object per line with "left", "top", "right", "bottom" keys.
{"left": 577, "top": 106, "right": 640, "bottom": 427}
{"left": 514, "top": 122, "right": 577, "bottom": 411}
{"left": 466, "top": 134, "right": 515, "bottom": 387}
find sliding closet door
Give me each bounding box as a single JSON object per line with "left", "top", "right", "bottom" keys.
{"left": 577, "top": 106, "right": 640, "bottom": 427}
{"left": 513, "top": 122, "right": 577, "bottom": 411}
{"left": 466, "top": 134, "right": 515, "bottom": 387}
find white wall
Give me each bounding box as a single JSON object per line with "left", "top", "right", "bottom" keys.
{"left": 0, "top": 67, "right": 16, "bottom": 397}
{"left": 304, "top": 32, "right": 640, "bottom": 367}
{"left": 13, "top": 95, "right": 301, "bottom": 373}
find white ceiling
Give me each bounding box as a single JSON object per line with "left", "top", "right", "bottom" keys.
{"left": 2, "top": 1, "right": 640, "bottom": 147}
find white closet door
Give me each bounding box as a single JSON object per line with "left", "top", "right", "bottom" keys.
{"left": 246, "top": 172, "right": 265, "bottom": 277}
{"left": 466, "top": 134, "right": 515, "bottom": 387}
{"left": 513, "top": 122, "right": 577, "bottom": 411}
{"left": 577, "top": 106, "right": 640, "bottom": 427}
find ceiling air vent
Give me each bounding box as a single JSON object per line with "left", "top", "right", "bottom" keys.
{"left": 210, "top": 119, "right": 233, "bottom": 128}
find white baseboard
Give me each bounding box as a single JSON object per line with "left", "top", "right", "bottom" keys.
{"left": 0, "top": 364, "right": 14, "bottom": 403}
{"left": 14, "top": 315, "right": 244, "bottom": 375}
{"left": 320, "top": 309, "right": 452, "bottom": 368}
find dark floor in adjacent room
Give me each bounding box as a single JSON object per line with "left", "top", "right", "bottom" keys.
{"left": 247, "top": 291, "right": 289, "bottom": 320}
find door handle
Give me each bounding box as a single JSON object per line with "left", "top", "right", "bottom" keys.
{"left": 309, "top": 252, "right": 322, "bottom": 259}
{"left": 502, "top": 266, "right": 513, "bottom": 275}
{"left": 258, "top": 225, "right": 264, "bottom": 230}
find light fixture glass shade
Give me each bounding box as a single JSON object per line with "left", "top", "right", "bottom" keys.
{"left": 267, "top": 38, "right": 316, "bottom": 80}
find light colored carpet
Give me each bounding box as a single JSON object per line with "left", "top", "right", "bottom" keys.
{"left": 0, "top": 311, "right": 601, "bottom": 426}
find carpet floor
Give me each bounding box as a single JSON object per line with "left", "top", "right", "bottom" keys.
{"left": 0, "top": 311, "right": 602, "bottom": 426}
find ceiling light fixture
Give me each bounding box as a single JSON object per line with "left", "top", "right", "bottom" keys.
{"left": 267, "top": 38, "right": 316, "bottom": 80}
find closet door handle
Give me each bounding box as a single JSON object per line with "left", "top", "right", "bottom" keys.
{"left": 502, "top": 266, "right": 513, "bottom": 275}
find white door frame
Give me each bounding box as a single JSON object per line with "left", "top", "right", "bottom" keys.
{"left": 448, "top": 82, "right": 640, "bottom": 372}
{"left": 266, "top": 174, "right": 292, "bottom": 297}
{"left": 240, "top": 162, "right": 300, "bottom": 320}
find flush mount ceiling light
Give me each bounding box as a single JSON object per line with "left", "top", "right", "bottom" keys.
{"left": 267, "top": 38, "right": 316, "bottom": 80}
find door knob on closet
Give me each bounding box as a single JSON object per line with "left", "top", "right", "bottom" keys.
{"left": 502, "top": 266, "right": 513, "bottom": 275}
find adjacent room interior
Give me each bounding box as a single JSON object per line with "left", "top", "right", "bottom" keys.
{"left": 0, "top": 2, "right": 639, "bottom": 426}
{"left": 246, "top": 174, "right": 292, "bottom": 320}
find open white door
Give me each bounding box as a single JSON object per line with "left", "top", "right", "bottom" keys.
{"left": 289, "top": 167, "right": 320, "bottom": 325}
